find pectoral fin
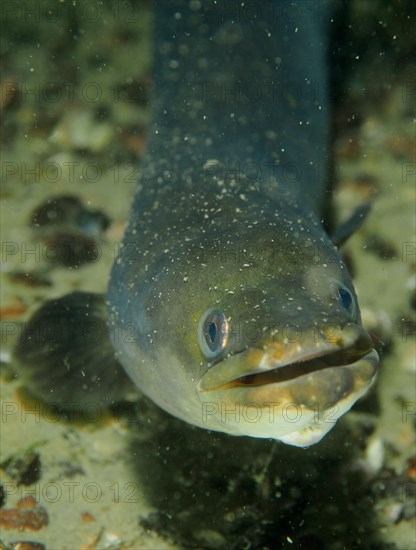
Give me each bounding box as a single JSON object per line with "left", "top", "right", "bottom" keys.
{"left": 331, "top": 202, "right": 371, "bottom": 247}
{"left": 13, "top": 291, "right": 133, "bottom": 410}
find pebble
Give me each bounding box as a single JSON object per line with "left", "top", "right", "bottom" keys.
{"left": 49, "top": 109, "right": 113, "bottom": 153}
{"left": 194, "top": 528, "right": 227, "bottom": 549}
{"left": 0, "top": 496, "right": 49, "bottom": 531}
{"left": 8, "top": 543, "right": 46, "bottom": 550}
{"left": 365, "top": 437, "right": 385, "bottom": 475}
{"left": 360, "top": 307, "right": 393, "bottom": 348}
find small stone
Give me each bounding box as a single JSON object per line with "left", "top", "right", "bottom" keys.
{"left": 49, "top": 109, "right": 113, "bottom": 153}
{"left": 0, "top": 497, "right": 49, "bottom": 531}
{"left": 360, "top": 307, "right": 393, "bottom": 348}
{"left": 9, "top": 542, "right": 46, "bottom": 550}
{"left": 194, "top": 528, "right": 227, "bottom": 549}
{"left": 365, "top": 437, "right": 385, "bottom": 475}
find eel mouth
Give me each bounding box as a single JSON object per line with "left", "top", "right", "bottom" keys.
{"left": 198, "top": 325, "right": 377, "bottom": 393}
{"left": 221, "top": 346, "right": 372, "bottom": 390}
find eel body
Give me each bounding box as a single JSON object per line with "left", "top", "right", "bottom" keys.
{"left": 106, "top": 0, "right": 379, "bottom": 447}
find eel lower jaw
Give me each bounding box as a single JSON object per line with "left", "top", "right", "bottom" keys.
{"left": 196, "top": 326, "right": 378, "bottom": 446}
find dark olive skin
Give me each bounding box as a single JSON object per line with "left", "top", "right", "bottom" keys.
{"left": 107, "top": 1, "right": 378, "bottom": 446}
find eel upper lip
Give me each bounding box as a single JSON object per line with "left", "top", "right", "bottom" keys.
{"left": 198, "top": 330, "right": 374, "bottom": 392}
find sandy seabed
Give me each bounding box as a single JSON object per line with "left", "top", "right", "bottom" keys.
{"left": 1, "top": 1, "right": 415, "bottom": 549}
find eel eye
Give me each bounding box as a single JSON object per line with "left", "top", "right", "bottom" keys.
{"left": 198, "top": 309, "right": 229, "bottom": 360}
{"left": 330, "top": 279, "right": 358, "bottom": 322}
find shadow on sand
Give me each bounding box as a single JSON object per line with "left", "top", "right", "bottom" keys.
{"left": 125, "top": 399, "right": 380, "bottom": 550}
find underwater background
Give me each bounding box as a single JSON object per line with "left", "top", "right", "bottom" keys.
{"left": 0, "top": 0, "right": 415, "bottom": 548}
